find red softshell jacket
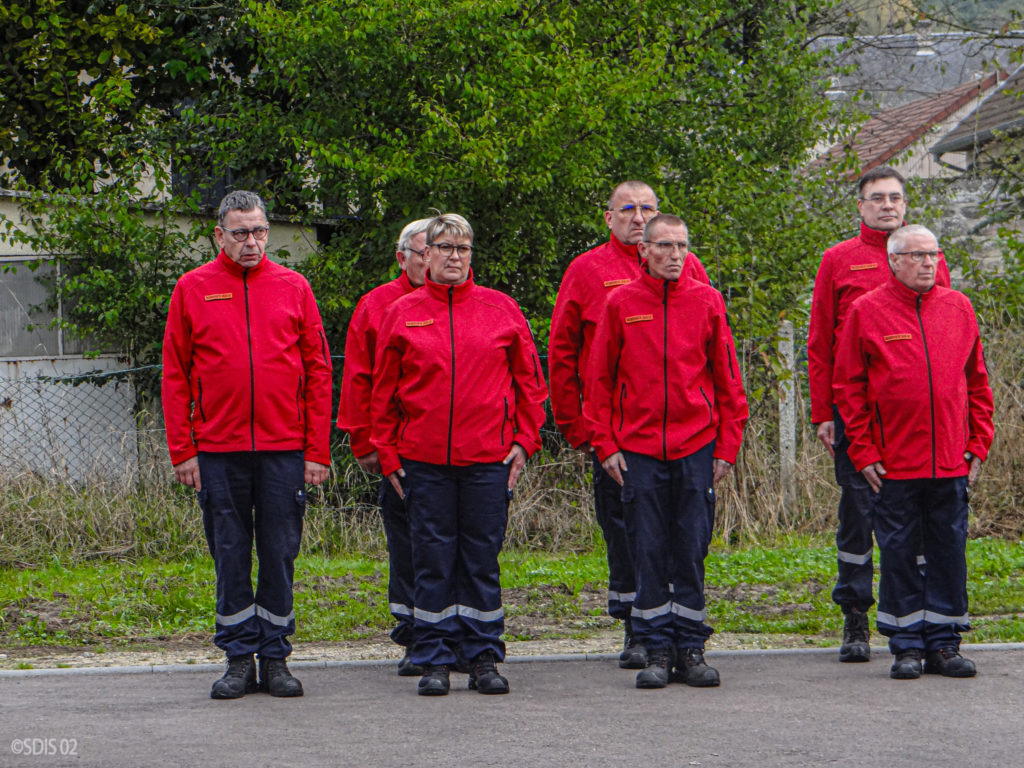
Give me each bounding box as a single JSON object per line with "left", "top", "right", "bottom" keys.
{"left": 162, "top": 251, "right": 333, "bottom": 466}
{"left": 549, "top": 233, "right": 709, "bottom": 448}
{"left": 808, "top": 222, "right": 951, "bottom": 424}
{"left": 833, "top": 276, "right": 993, "bottom": 478}
{"left": 370, "top": 272, "right": 548, "bottom": 478}
{"left": 584, "top": 269, "right": 748, "bottom": 465}
{"left": 336, "top": 271, "right": 417, "bottom": 458}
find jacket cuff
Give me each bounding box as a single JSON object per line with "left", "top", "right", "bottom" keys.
{"left": 169, "top": 445, "right": 198, "bottom": 466}
{"left": 377, "top": 446, "right": 402, "bottom": 478}
{"left": 966, "top": 438, "right": 989, "bottom": 463}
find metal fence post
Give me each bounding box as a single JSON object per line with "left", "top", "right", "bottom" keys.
{"left": 779, "top": 320, "right": 796, "bottom": 517}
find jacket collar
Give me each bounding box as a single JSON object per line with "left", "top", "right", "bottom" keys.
{"left": 607, "top": 232, "right": 641, "bottom": 265}
{"left": 216, "top": 249, "right": 266, "bottom": 276}
{"left": 424, "top": 269, "right": 475, "bottom": 302}
{"left": 885, "top": 271, "right": 936, "bottom": 306}
{"left": 395, "top": 270, "right": 418, "bottom": 293}
{"left": 858, "top": 220, "right": 901, "bottom": 250}
{"left": 637, "top": 264, "right": 686, "bottom": 296}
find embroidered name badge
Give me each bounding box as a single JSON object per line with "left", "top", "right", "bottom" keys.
{"left": 604, "top": 278, "right": 631, "bottom": 287}
{"left": 625, "top": 314, "right": 654, "bottom": 324}
{"left": 406, "top": 319, "right": 434, "bottom": 327}
{"left": 883, "top": 333, "right": 912, "bottom": 342}
{"left": 204, "top": 293, "right": 232, "bottom": 301}
{"left": 850, "top": 263, "right": 879, "bottom": 271}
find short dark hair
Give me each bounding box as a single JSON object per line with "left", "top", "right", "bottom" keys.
{"left": 608, "top": 180, "right": 658, "bottom": 211}
{"left": 217, "top": 190, "right": 267, "bottom": 226}
{"left": 643, "top": 213, "right": 687, "bottom": 241}
{"left": 857, "top": 166, "right": 906, "bottom": 197}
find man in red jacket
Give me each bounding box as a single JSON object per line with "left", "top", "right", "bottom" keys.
{"left": 549, "top": 181, "right": 709, "bottom": 669}
{"left": 372, "top": 213, "right": 548, "bottom": 697}
{"left": 585, "top": 214, "right": 748, "bottom": 689}
{"left": 337, "top": 218, "right": 430, "bottom": 677}
{"left": 833, "top": 224, "right": 993, "bottom": 680}
{"left": 162, "top": 190, "right": 333, "bottom": 699}
{"left": 808, "top": 167, "right": 952, "bottom": 663}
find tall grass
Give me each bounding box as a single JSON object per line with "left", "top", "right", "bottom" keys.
{"left": 2, "top": 329, "right": 1022, "bottom": 566}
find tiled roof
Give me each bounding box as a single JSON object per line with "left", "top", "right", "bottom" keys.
{"left": 932, "top": 64, "right": 1024, "bottom": 154}
{"left": 813, "top": 73, "right": 1001, "bottom": 177}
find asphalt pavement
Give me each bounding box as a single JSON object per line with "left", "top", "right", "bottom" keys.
{"left": 1, "top": 644, "right": 1022, "bottom": 768}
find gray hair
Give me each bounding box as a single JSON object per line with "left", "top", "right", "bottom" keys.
{"left": 887, "top": 224, "right": 938, "bottom": 258}
{"left": 643, "top": 213, "right": 687, "bottom": 241}
{"left": 217, "top": 190, "right": 267, "bottom": 226}
{"left": 426, "top": 213, "right": 473, "bottom": 245}
{"left": 397, "top": 218, "right": 433, "bottom": 253}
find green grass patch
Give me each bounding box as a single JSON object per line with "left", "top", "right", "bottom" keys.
{"left": 1, "top": 536, "right": 1022, "bottom": 651}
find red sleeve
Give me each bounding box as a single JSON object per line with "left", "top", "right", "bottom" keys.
{"left": 936, "top": 251, "right": 952, "bottom": 289}
{"left": 548, "top": 266, "right": 590, "bottom": 448}
{"left": 299, "top": 283, "right": 333, "bottom": 466}
{"left": 370, "top": 308, "right": 404, "bottom": 477}
{"left": 161, "top": 280, "right": 198, "bottom": 466}
{"left": 582, "top": 300, "right": 621, "bottom": 463}
{"left": 508, "top": 311, "right": 549, "bottom": 457}
{"left": 336, "top": 296, "right": 376, "bottom": 458}
{"left": 807, "top": 252, "right": 837, "bottom": 424}
{"left": 684, "top": 252, "right": 711, "bottom": 286}
{"left": 832, "top": 303, "right": 882, "bottom": 472}
{"left": 964, "top": 308, "right": 994, "bottom": 462}
{"left": 709, "top": 294, "right": 748, "bottom": 464}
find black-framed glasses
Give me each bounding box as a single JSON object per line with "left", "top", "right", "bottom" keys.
{"left": 406, "top": 247, "right": 427, "bottom": 259}
{"left": 860, "top": 193, "right": 905, "bottom": 205}
{"left": 894, "top": 250, "right": 939, "bottom": 263}
{"left": 224, "top": 226, "right": 270, "bottom": 242}
{"left": 644, "top": 240, "right": 688, "bottom": 253}
{"left": 429, "top": 242, "right": 473, "bottom": 258}
{"left": 610, "top": 204, "right": 658, "bottom": 219}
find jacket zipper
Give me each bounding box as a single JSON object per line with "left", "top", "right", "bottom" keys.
{"left": 699, "top": 387, "right": 712, "bottom": 427}
{"left": 295, "top": 375, "right": 304, "bottom": 423}
{"left": 874, "top": 403, "right": 885, "bottom": 448}
{"left": 662, "top": 281, "right": 669, "bottom": 461}
{"left": 447, "top": 286, "right": 456, "bottom": 465}
{"left": 916, "top": 294, "right": 937, "bottom": 476}
{"left": 244, "top": 268, "right": 255, "bottom": 451}
{"left": 500, "top": 397, "right": 509, "bottom": 446}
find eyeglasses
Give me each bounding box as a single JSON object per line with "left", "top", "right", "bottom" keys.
{"left": 860, "top": 193, "right": 905, "bottom": 205}
{"left": 224, "top": 226, "right": 270, "bottom": 242}
{"left": 405, "top": 247, "right": 427, "bottom": 259}
{"left": 610, "top": 204, "right": 658, "bottom": 219}
{"left": 430, "top": 242, "right": 473, "bottom": 258}
{"left": 644, "top": 240, "right": 689, "bottom": 253}
{"left": 894, "top": 250, "right": 939, "bottom": 263}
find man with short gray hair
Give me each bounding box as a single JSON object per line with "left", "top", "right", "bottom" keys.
{"left": 834, "top": 224, "right": 993, "bottom": 680}
{"left": 163, "top": 190, "right": 333, "bottom": 699}
{"left": 337, "top": 217, "right": 432, "bottom": 675}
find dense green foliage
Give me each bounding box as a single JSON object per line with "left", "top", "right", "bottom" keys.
{"left": 1, "top": 0, "right": 854, "bottom": 367}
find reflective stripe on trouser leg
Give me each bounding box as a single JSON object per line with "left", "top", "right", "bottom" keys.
{"left": 405, "top": 460, "right": 510, "bottom": 667}
{"left": 378, "top": 479, "right": 416, "bottom": 648}
{"left": 830, "top": 408, "right": 877, "bottom": 613}
{"left": 252, "top": 450, "right": 305, "bottom": 658}
{"left": 198, "top": 452, "right": 257, "bottom": 657}
{"left": 873, "top": 477, "right": 970, "bottom": 654}
{"left": 622, "top": 444, "right": 716, "bottom": 651}
{"left": 593, "top": 454, "right": 635, "bottom": 620}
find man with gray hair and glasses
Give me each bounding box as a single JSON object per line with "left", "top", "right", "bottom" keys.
{"left": 162, "top": 190, "right": 333, "bottom": 699}
{"left": 833, "top": 224, "right": 993, "bottom": 680}
{"left": 338, "top": 217, "right": 432, "bottom": 676}
{"left": 808, "top": 167, "right": 951, "bottom": 663}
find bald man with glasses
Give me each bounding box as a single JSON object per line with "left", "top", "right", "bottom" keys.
{"left": 549, "top": 181, "right": 709, "bottom": 669}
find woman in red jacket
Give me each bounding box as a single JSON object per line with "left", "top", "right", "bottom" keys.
{"left": 371, "top": 214, "right": 548, "bottom": 696}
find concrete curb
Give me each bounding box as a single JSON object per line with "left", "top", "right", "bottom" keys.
{"left": 3, "top": 642, "right": 1022, "bottom": 678}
